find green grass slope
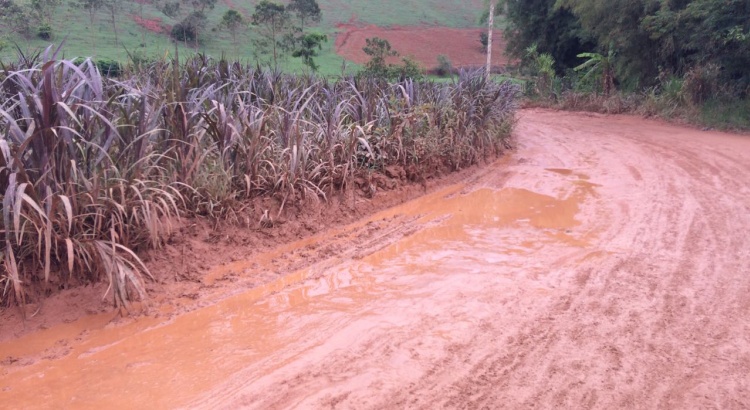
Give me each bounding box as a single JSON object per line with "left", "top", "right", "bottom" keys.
{"left": 0, "top": 0, "right": 486, "bottom": 74}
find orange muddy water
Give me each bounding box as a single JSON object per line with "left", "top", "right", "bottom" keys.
{"left": 2, "top": 109, "right": 750, "bottom": 409}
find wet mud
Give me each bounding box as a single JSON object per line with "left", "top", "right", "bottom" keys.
{"left": 2, "top": 109, "right": 750, "bottom": 409}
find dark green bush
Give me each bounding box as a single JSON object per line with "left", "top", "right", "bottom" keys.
{"left": 171, "top": 11, "right": 207, "bottom": 43}
{"left": 73, "top": 57, "right": 123, "bottom": 77}
{"left": 37, "top": 23, "right": 52, "bottom": 40}
{"left": 436, "top": 55, "right": 453, "bottom": 77}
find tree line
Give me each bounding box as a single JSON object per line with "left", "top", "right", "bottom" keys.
{"left": 0, "top": 0, "right": 328, "bottom": 71}
{"left": 501, "top": 0, "right": 749, "bottom": 95}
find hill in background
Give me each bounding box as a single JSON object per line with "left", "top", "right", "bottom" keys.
{"left": 0, "top": 0, "right": 506, "bottom": 74}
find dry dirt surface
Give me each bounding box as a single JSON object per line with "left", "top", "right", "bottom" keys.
{"left": 335, "top": 25, "right": 510, "bottom": 70}
{"left": 2, "top": 109, "right": 750, "bottom": 409}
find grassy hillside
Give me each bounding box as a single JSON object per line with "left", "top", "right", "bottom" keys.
{"left": 0, "top": 0, "right": 487, "bottom": 74}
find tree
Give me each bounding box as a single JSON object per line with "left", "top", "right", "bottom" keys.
{"left": 189, "top": 0, "right": 215, "bottom": 13}
{"left": 505, "top": 0, "right": 750, "bottom": 91}
{"left": 103, "top": 0, "right": 122, "bottom": 46}
{"left": 0, "top": 0, "right": 31, "bottom": 38}
{"left": 362, "top": 37, "right": 398, "bottom": 78}
{"left": 525, "top": 44, "right": 556, "bottom": 96}
{"left": 556, "top": 0, "right": 661, "bottom": 87}
{"left": 159, "top": 0, "right": 216, "bottom": 46}
{"left": 574, "top": 48, "right": 615, "bottom": 95}
{"left": 220, "top": 9, "right": 245, "bottom": 55}
{"left": 288, "top": 0, "right": 320, "bottom": 32}
{"left": 171, "top": 11, "right": 207, "bottom": 44}
{"left": 251, "top": 0, "right": 291, "bottom": 69}
{"left": 292, "top": 32, "right": 326, "bottom": 71}
{"left": 360, "top": 37, "right": 423, "bottom": 80}
{"left": 30, "top": 0, "right": 61, "bottom": 25}
{"left": 502, "top": 0, "right": 595, "bottom": 73}
{"left": 161, "top": 0, "right": 181, "bottom": 18}
{"left": 71, "top": 0, "right": 103, "bottom": 27}
{"left": 641, "top": 0, "right": 750, "bottom": 87}
{"left": 28, "top": 0, "right": 61, "bottom": 39}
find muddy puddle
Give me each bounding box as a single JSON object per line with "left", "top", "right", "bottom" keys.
{"left": 0, "top": 169, "right": 598, "bottom": 409}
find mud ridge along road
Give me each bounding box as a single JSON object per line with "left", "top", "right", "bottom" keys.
{"left": 2, "top": 109, "right": 750, "bottom": 409}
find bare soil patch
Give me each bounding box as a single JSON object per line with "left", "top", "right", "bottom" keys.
{"left": 335, "top": 24, "right": 510, "bottom": 71}
{"left": 131, "top": 15, "right": 165, "bottom": 34}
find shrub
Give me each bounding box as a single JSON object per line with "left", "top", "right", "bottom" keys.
{"left": 436, "top": 55, "right": 453, "bottom": 77}
{"left": 37, "top": 23, "right": 52, "bottom": 40}
{"left": 682, "top": 63, "right": 720, "bottom": 105}
{"left": 73, "top": 57, "right": 123, "bottom": 77}
{"left": 479, "top": 32, "right": 488, "bottom": 49}
{"left": 392, "top": 56, "right": 423, "bottom": 81}
{"left": 171, "top": 11, "right": 207, "bottom": 43}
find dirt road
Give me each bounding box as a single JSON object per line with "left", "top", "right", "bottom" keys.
{"left": 2, "top": 109, "right": 749, "bottom": 409}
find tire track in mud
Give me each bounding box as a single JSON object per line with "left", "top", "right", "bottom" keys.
{"left": 370, "top": 110, "right": 750, "bottom": 409}
{"left": 3, "top": 109, "right": 750, "bottom": 409}
{"left": 207, "top": 109, "right": 750, "bottom": 409}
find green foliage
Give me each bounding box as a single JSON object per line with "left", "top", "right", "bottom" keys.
{"left": 0, "top": 0, "right": 486, "bottom": 75}
{"left": 189, "top": 0, "right": 216, "bottom": 13}
{"left": 292, "top": 32, "right": 327, "bottom": 72}
{"left": 72, "top": 57, "right": 122, "bottom": 76}
{"left": 37, "top": 23, "right": 53, "bottom": 40}
{"left": 394, "top": 56, "right": 424, "bottom": 81}
{"left": 251, "top": 0, "right": 292, "bottom": 69}
{"left": 160, "top": 0, "right": 216, "bottom": 46}
{"left": 523, "top": 44, "right": 555, "bottom": 96}
{"left": 171, "top": 11, "right": 207, "bottom": 43}
{"left": 125, "top": 48, "right": 157, "bottom": 67}
{"left": 681, "top": 63, "right": 721, "bottom": 106}
{"left": 574, "top": 48, "right": 615, "bottom": 95}
{"left": 436, "top": 54, "right": 453, "bottom": 77}
{"left": 30, "top": 0, "right": 62, "bottom": 25}
{"left": 0, "top": 55, "right": 520, "bottom": 307}
{"left": 252, "top": 1, "right": 288, "bottom": 28}
{"left": 554, "top": 0, "right": 750, "bottom": 89}
{"left": 0, "top": 0, "right": 31, "bottom": 38}
{"left": 700, "top": 98, "right": 750, "bottom": 131}
{"left": 362, "top": 37, "right": 398, "bottom": 78}
{"left": 220, "top": 9, "right": 245, "bottom": 50}
{"left": 221, "top": 9, "right": 243, "bottom": 30}
{"left": 161, "top": 1, "right": 181, "bottom": 17}
{"left": 288, "top": 0, "right": 321, "bottom": 31}
{"left": 505, "top": 0, "right": 749, "bottom": 98}
{"left": 360, "top": 38, "right": 425, "bottom": 80}
{"left": 503, "top": 0, "right": 594, "bottom": 73}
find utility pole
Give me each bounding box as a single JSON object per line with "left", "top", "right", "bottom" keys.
{"left": 485, "top": 2, "right": 494, "bottom": 80}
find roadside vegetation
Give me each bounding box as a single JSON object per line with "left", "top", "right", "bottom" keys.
{"left": 0, "top": 47, "right": 519, "bottom": 309}
{"left": 498, "top": 0, "right": 750, "bottom": 131}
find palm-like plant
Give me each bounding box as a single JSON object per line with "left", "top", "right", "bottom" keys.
{"left": 575, "top": 47, "right": 616, "bottom": 95}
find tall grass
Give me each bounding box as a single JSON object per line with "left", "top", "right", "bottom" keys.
{"left": 518, "top": 61, "right": 750, "bottom": 131}
{"left": 0, "top": 50, "right": 519, "bottom": 309}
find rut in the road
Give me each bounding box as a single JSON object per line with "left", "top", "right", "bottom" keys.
{"left": 1, "top": 109, "right": 749, "bottom": 410}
